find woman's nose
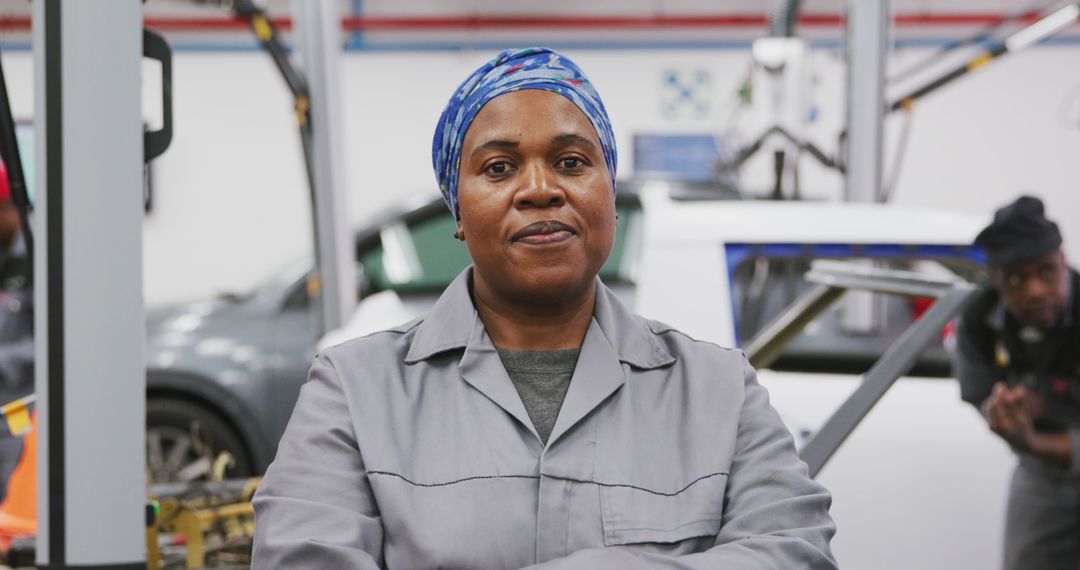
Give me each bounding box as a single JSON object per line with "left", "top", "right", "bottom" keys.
{"left": 515, "top": 162, "right": 565, "bottom": 209}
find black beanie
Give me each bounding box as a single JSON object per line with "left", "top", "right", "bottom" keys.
{"left": 974, "top": 195, "right": 1062, "bottom": 267}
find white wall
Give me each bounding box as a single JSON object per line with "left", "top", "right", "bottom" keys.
{"left": 143, "top": 54, "right": 312, "bottom": 304}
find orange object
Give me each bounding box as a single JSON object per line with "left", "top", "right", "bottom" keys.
{"left": 0, "top": 414, "right": 36, "bottom": 551}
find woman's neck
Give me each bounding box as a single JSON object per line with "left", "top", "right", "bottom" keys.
{"left": 472, "top": 278, "right": 596, "bottom": 351}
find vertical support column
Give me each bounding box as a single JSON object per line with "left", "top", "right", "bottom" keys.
{"left": 34, "top": 1, "right": 146, "bottom": 567}
{"left": 842, "top": 0, "right": 888, "bottom": 334}
{"left": 844, "top": 0, "right": 887, "bottom": 203}
{"left": 293, "top": 0, "right": 356, "bottom": 333}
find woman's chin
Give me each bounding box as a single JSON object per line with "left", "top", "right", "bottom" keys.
{"left": 494, "top": 266, "right": 596, "bottom": 305}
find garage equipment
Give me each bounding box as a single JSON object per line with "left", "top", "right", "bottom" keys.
{"left": 146, "top": 475, "right": 260, "bottom": 570}
{"left": 889, "top": 1, "right": 1080, "bottom": 113}
{"left": 745, "top": 261, "right": 977, "bottom": 478}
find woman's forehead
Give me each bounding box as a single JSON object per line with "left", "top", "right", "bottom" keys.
{"left": 464, "top": 90, "right": 600, "bottom": 147}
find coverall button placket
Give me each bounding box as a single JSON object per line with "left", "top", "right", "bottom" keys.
{"left": 535, "top": 460, "right": 572, "bottom": 562}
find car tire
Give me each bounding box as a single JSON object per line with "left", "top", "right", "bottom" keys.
{"left": 146, "top": 398, "right": 253, "bottom": 484}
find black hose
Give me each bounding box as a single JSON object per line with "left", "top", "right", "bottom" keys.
{"left": 769, "top": 0, "right": 803, "bottom": 38}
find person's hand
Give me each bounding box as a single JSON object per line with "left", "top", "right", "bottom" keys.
{"left": 981, "top": 383, "right": 1072, "bottom": 465}
{"left": 1016, "top": 386, "right": 1045, "bottom": 419}
{"left": 981, "top": 382, "right": 1037, "bottom": 452}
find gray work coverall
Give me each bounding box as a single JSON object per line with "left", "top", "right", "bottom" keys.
{"left": 253, "top": 269, "right": 837, "bottom": 569}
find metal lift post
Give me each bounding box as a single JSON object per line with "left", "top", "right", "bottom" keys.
{"left": 35, "top": 1, "right": 147, "bottom": 566}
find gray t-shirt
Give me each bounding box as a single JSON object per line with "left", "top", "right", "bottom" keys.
{"left": 495, "top": 347, "right": 580, "bottom": 445}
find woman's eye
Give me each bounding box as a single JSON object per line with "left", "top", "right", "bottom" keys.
{"left": 559, "top": 157, "right": 583, "bottom": 169}
{"left": 486, "top": 162, "right": 510, "bottom": 176}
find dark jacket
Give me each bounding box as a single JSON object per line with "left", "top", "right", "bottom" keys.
{"left": 956, "top": 270, "right": 1080, "bottom": 427}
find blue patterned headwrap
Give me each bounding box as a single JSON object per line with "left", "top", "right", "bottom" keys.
{"left": 432, "top": 47, "right": 618, "bottom": 221}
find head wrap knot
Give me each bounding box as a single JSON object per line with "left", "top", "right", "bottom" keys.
{"left": 432, "top": 47, "right": 617, "bottom": 220}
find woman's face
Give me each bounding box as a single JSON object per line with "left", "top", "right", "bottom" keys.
{"left": 457, "top": 89, "right": 616, "bottom": 306}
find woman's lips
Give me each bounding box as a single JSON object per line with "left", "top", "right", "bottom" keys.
{"left": 512, "top": 220, "right": 577, "bottom": 244}
{"left": 517, "top": 230, "right": 574, "bottom": 245}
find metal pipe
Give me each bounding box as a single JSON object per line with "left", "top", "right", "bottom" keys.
{"left": 800, "top": 284, "right": 976, "bottom": 477}
{"left": 745, "top": 284, "right": 846, "bottom": 370}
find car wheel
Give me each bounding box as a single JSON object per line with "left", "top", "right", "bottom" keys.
{"left": 146, "top": 398, "right": 253, "bottom": 484}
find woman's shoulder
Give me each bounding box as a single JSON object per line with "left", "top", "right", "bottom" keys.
{"left": 596, "top": 282, "right": 745, "bottom": 370}
{"left": 632, "top": 313, "right": 749, "bottom": 370}
{"left": 317, "top": 314, "right": 427, "bottom": 365}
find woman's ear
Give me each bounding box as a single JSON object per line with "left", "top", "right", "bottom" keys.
{"left": 454, "top": 221, "right": 465, "bottom": 242}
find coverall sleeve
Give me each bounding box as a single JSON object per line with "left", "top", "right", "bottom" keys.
{"left": 528, "top": 357, "right": 838, "bottom": 570}
{"left": 251, "top": 354, "right": 384, "bottom": 569}
{"left": 952, "top": 316, "right": 1001, "bottom": 409}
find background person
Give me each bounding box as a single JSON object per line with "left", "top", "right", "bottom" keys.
{"left": 0, "top": 158, "right": 32, "bottom": 502}
{"left": 252, "top": 48, "right": 836, "bottom": 569}
{"left": 954, "top": 195, "right": 1080, "bottom": 570}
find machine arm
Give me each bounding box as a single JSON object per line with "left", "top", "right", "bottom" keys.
{"left": 889, "top": 1, "right": 1080, "bottom": 112}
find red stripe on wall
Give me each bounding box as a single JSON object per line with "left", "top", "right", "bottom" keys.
{"left": 341, "top": 15, "right": 773, "bottom": 30}
{"left": 0, "top": 12, "right": 1068, "bottom": 33}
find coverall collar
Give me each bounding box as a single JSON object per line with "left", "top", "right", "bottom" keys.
{"left": 404, "top": 267, "right": 676, "bottom": 447}
{"left": 405, "top": 267, "right": 675, "bottom": 370}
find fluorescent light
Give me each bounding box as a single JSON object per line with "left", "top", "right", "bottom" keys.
{"left": 1005, "top": 3, "right": 1080, "bottom": 52}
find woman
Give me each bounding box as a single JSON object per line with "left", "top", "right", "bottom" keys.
{"left": 253, "top": 48, "right": 837, "bottom": 569}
